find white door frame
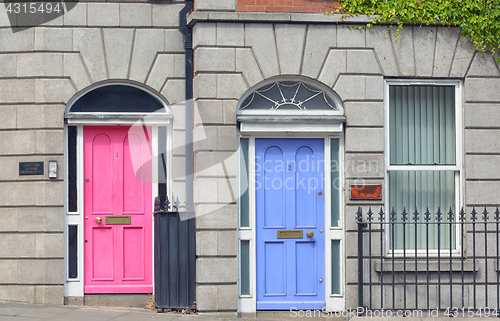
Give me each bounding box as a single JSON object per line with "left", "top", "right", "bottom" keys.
{"left": 63, "top": 120, "right": 173, "bottom": 298}
{"left": 237, "top": 124, "right": 346, "bottom": 313}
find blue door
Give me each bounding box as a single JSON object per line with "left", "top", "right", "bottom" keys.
{"left": 256, "top": 138, "right": 325, "bottom": 310}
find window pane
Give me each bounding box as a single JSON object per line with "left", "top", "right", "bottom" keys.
{"left": 240, "top": 81, "right": 337, "bottom": 111}
{"left": 241, "top": 240, "right": 250, "bottom": 295}
{"left": 240, "top": 138, "right": 249, "bottom": 227}
{"left": 158, "top": 126, "right": 167, "bottom": 204}
{"left": 68, "top": 225, "right": 78, "bottom": 279}
{"left": 389, "top": 170, "right": 455, "bottom": 249}
{"left": 331, "top": 240, "right": 341, "bottom": 294}
{"left": 68, "top": 126, "right": 77, "bottom": 212}
{"left": 70, "top": 85, "right": 164, "bottom": 113}
{"left": 389, "top": 85, "right": 455, "bottom": 166}
{"left": 331, "top": 139, "right": 340, "bottom": 227}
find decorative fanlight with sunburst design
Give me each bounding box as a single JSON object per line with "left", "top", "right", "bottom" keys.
{"left": 240, "top": 81, "right": 337, "bottom": 111}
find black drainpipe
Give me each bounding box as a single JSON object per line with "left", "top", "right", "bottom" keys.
{"left": 179, "top": 0, "right": 194, "bottom": 212}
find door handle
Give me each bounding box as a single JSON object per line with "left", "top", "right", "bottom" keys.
{"left": 95, "top": 217, "right": 102, "bottom": 224}
{"left": 306, "top": 231, "right": 314, "bottom": 238}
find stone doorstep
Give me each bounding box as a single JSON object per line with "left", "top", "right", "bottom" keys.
{"left": 65, "top": 294, "right": 154, "bottom": 309}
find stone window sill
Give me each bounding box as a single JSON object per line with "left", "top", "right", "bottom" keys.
{"left": 374, "top": 261, "right": 477, "bottom": 273}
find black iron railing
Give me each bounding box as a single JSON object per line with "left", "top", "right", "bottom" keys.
{"left": 357, "top": 206, "right": 500, "bottom": 314}
{"left": 154, "top": 196, "right": 196, "bottom": 311}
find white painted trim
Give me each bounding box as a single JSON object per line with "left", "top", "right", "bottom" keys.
{"left": 237, "top": 133, "right": 345, "bottom": 313}
{"left": 384, "top": 79, "right": 457, "bottom": 86}
{"left": 65, "top": 126, "right": 85, "bottom": 296}
{"left": 239, "top": 110, "right": 344, "bottom": 116}
{"left": 387, "top": 165, "right": 459, "bottom": 171}
{"left": 383, "top": 79, "right": 463, "bottom": 256}
{"left": 250, "top": 137, "right": 257, "bottom": 303}
{"left": 324, "top": 138, "right": 332, "bottom": 310}
{"left": 78, "top": 126, "right": 84, "bottom": 292}
{"left": 63, "top": 124, "right": 69, "bottom": 285}
{"left": 384, "top": 80, "right": 390, "bottom": 256}
{"left": 151, "top": 126, "right": 158, "bottom": 295}
{"left": 166, "top": 125, "right": 174, "bottom": 204}
{"left": 456, "top": 80, "right": 464, "bottom": 256}
{"left": 326, "top": 134, "right": 345, "bottom": 312}
{"left": 66, "top": 118, "right": 171, "bottom": 125}
{"left": 240, "top": 122, "right": 343, "bottom": 133}
{"left": 238, "top": 137, "right": 257, "bottom": 313}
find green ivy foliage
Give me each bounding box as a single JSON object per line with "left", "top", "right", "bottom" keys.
{"left": 335, "top": 0, "right": 500, "bottom": 63}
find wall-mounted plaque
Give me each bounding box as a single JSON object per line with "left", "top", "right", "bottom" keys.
{"left": 351, "top": 185, "right": 382, "bottom": 200}
{"left": 19, "top": 162, "right": 44, "bottom": 176}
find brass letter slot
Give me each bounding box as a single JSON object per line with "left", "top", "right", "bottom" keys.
{"left": 105, "top": 216, "right": 131, "bottom": 225}
{"left": 277, "top": 230, "right": 303, "bottom": 239}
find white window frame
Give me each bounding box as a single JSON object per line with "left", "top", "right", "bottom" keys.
{"left": 383, "top": 79, "right": 463, "bottom": 257}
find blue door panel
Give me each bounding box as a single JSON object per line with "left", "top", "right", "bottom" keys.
{"left": 296, "top": 241, "right": 316, "bottom": 295}
{"left": 256, "top": 138, "right": 325, "bottom": 310}
{"left": 264, "top": 241, "right": 286, "bottom": 295}
{"left": 263, "top": 146, "right": 285, "bottom": 228}
{"left": 295, "top": 146, "right": 317, "bottom": 228}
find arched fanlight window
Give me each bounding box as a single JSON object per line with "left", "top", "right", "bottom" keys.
{"left": 240, "top": 81, "right": 337, "bottom": 111}
{"left": 67, "top": 84, "right": 165, "bottom": 114}
{"left": 237, "top": 79, "right": 343, "bottom": 118}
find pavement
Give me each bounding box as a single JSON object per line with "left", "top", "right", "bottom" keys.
{"left": 0, "top": 301, "right": 476, "bottom": 321}
{"left": 0, "top": 301, "right": 240, "bottom": 321}
{"left": 0, "top": 301, "right": 327, "bottom": 321}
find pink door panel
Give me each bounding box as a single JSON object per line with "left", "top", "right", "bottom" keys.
{"left": 84, "top": 126, "right": 153, "bottom": 294}
{"left": 92, "top": 227, "right": 114, "bottom": 280}
{"left": 123, "top": 134, "right": 145, "bottom": 214}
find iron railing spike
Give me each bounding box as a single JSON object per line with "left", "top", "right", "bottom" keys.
{"left": 367, "top": 207, "right": 373, "bottom": 222}
{"left": 173, "top": 196, "right": 181, "bottom": 211}
{"left": 413, "top": 207, "right": 419, "bottom": 222}
{"left": 447, "top": 207, "right": 455, "bottom": 222}
{"left": 483, "top": 207, "right": 489, "bottom": 222}
{"left": 424, "top": 207, "right": 431, "bottom": 222}
{"left": 184, "top": 200, "right": 192, "bottom": 211}
{"left": 459, "top": 207, "right": 466, "bottom": 222}
{"left": 390, "top": 207, "right": 397, "bottom": 222}
{"left": 402, "top": 207, "right": 408, "bottom": 222}
{"left": 378, "top": 208, "right": 385, "bottom": 222}
{"left": 436, "top": 207, "right": 442, "bottom": 222}
{"left": 471, "top": 207, "right": 478, "bottom": 222}
{"left": 495, "top": 207, "right": 500, "bottom": 222}
{"left": 356, "top": 207, "right": 363, "bottom": 223}
{"left": 165, "top": 196, "right": 171, "bottom": 211}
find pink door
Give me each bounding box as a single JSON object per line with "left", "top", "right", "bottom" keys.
{"left": 84, "top": 126, "right": 153, "bottom": 294}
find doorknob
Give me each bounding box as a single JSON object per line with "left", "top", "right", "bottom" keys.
{"left": 95, "top": 217, "right": 102, "bottom": 224}
{"left": 306, "top": 231, "right": 314, "bottom": 238}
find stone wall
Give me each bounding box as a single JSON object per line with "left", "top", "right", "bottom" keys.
{"left": 0, "top": 1, "right": 185, "bottom": 304}
{"left": 190, "top": 11, "right": 500, "bottom": 311}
